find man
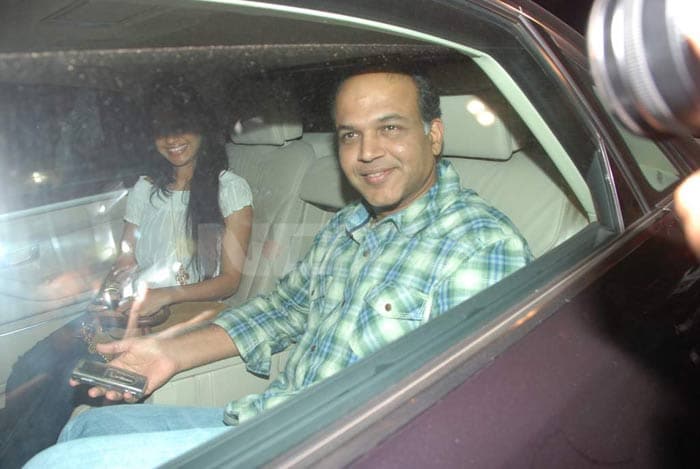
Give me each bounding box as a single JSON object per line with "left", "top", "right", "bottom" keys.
{"left": 27, "top": 69, "right": 531, "bottom": 467}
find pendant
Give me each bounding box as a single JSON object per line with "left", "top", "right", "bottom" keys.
{"left": 175, "top": 264, "right": 190, "bottom": 286}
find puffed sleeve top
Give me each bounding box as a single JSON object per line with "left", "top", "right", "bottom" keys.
{"left": 124, "top": 170, "right": 252, "bottom": 288}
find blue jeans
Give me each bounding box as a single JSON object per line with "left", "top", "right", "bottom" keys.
{"left": 0, "top": 316, "right": 105, "bottom": 469}
{"left": 25, "top": 404, "right": 231, "bottom": 468}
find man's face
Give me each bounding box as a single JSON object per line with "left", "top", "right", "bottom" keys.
{"left": 334, "top": 73, "right": 444, "bottom": 218}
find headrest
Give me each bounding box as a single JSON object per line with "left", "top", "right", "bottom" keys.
{"left": 299, "top": 156, "right": 359, "bottom": 210}
{"left": 229, "top": 80, "right": 303, "bottom": 146}
{"left": 440, "top": 94, "right": 526, "bottom": 160}
{"left": 231, "top": 115, "right": 302, "bottom": 146}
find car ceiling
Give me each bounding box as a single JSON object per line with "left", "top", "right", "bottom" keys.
{"left": 0, "top": 0, "right": 442, "bottom": 90}
{"left": 0, "top": 0, "right": 413, "bottom": 53}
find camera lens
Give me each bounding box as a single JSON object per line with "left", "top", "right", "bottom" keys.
{"left": 587, "top": 0, "right": 700, "bottom": 137}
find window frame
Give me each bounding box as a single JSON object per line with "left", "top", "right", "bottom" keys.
{"left": 533, "top": 20, "right": 697, "bottom": 214}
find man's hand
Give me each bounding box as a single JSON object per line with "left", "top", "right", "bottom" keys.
{"left": 70, "top": 335, "right": 178, "bottom": 402}
{"left": 675, "top": 170, "right": 700, "bottom": 259}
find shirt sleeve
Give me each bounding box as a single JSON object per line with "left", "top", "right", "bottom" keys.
{"left": 124, "top": 176, "right": 152, "bottom": 226}
{"left": 218, "top": 170, "right": 253, "bottom": 218}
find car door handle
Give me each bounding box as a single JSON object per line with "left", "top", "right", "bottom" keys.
{"left": 0, "top": 244, "right": 40, "bottom": 268}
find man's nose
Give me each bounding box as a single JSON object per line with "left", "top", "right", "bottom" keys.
{"left": 359, "top": 134, "right": 383, "bottom": 162}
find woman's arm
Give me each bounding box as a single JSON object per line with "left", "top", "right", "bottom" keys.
{"left": 114, "top": 222, "right": 138, "bottom": 271}
{"left": 129, "top": 206, "right": 253, "bottom": 319}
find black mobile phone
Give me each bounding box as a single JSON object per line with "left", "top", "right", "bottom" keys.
{"left": 71, "top": 359, "right": 147, "bottom": 399}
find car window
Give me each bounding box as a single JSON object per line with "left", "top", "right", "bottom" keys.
{"left": 0, "top": 84, "right": 148, "bottom": 214}
{"left": 0, "top": 1, "right": 629, "bottom": 467}
{"left": 540, "top": 26, "right": 689, "bottom": 209}
{"left": 614, "top": 122, "right": 681, "bottom": 192}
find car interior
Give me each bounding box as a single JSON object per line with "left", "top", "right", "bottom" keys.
{"left": 0, "top": 41, "right": 602, "bottom": 411}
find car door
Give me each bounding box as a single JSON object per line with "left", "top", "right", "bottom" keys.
{"left": 321, "top": 7, "right": 700, "bottom": 468}
{"left": 0, "top": 83, "right": 146, "bottom": 407}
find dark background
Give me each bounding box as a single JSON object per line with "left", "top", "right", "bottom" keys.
{"left": 534, "top": 0, "right": 593, "bottom": 33}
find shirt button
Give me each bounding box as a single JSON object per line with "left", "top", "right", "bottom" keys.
{"left": 310, "top": 345, "right": 317, "bottom": 352}
{"left": 384, "top": 303, "right": 392, "bottom": 312}
{"left": 363, "top": 250, "right": 369, "bottom": 258}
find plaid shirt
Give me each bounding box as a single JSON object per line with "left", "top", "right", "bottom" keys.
{"left": 214, "top": 159, "right": 532, "bottom": 424}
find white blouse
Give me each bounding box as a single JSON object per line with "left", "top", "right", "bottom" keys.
{"left": 124, "top": 170, "right": 252, "bottom": 288}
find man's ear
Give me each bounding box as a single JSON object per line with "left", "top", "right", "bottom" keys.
{"left": 428, "top": 118, "right": 445, "bottom": 156}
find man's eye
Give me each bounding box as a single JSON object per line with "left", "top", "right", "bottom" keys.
{"left": 339, "top": 131, "right": 357, "bottom": 142}
{"left": 381, "top": 124, "right": 399, "bottom": 133}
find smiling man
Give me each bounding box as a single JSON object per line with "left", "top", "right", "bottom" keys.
{"left": 335, "top": 72, "right": 443, "bottom": 217}
{"left": 27, "top": 69, "right": 532, "bottom": 468}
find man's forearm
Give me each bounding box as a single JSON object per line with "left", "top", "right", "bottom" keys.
{"left": 163, "top": 323, "right": 240, "bottom": 374}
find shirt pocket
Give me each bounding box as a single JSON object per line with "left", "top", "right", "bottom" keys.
{"left": 365, "top": 282, "right": 430, "bottom": 322}
{"left": 349, "top": 282, "right": 430, "bottom": 358}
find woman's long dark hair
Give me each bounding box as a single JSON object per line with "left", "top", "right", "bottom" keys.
{"left": 145, "top": 78, "right": 228, "bottom": 272}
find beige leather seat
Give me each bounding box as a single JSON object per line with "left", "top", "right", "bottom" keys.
{"left": 223, "top": 86, "right": 317, "bottom": 306}
{"left": 440, "top": 94, "right": 589, "bottom": 257}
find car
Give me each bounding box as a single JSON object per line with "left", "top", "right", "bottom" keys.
{"left": 1, "top": 0, "right": 699, "bottom": 467}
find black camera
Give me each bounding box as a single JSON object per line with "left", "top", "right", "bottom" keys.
{"left": 587, "top": 0, "right": 700, "bottom": 137}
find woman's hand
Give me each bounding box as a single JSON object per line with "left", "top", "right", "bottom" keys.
{"left": 113, "top": 253, "right": 137, "bottom": 275}
{"left": 128, "top": 287, "right": 174, "bottom": 319}
{"left": 118, "top": 287, "right": 175, "bottom": 335}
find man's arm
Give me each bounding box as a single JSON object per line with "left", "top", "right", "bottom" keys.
{"left": 81, "top": 215, "right": 338, "bottom": 400}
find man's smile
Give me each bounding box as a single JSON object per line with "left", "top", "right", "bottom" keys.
{"left": 359, "top": 168, "right": 394, "bottom": 185}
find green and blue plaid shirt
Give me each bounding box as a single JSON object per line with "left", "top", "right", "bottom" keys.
{"left": 214, "top": 159, "right": 532, "bottom": 424}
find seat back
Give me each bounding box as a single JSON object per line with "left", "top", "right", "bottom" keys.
{"left": 440, "top": 94, "right": 589, "bottom": 256}
{"left": 224, "top": 85, "right": 316, "bottom": 304}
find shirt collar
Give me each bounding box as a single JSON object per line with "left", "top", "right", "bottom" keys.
{"left": 344, "top": 159, "right": 462, "bottom": 237}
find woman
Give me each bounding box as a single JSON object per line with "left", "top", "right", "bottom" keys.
{"left": 0, "top": 79, "right": 253, "bottom": 468}
{"left": 116, "top": 79, "right": 252, "bottom": 328}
